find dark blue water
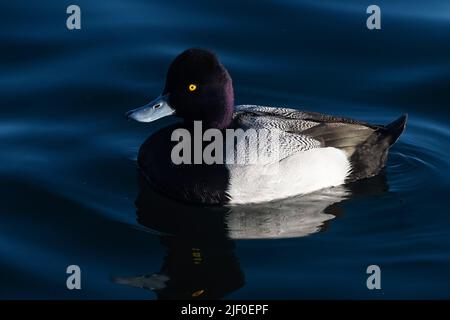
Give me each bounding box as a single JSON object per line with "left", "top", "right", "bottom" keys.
{"left": 1, "top": 0, "right": 450, "bottom": 299}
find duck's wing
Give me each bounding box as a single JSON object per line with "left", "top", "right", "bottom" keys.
{"left": 231, "top": 106, "right": 320, "bottom": 162}
{"left": 233, "top": 105, "right": 377, "bottom": 157}
{"left": 233, "top": 105, "right": 408, "bottom": 181}
{"left": 234, "top": 105, "right": 324, "bottom": 132}
{"left": 234, "top": 105, "right": 376, "bottom": 127}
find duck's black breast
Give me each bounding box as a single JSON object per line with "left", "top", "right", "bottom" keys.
{"left": 137, "top": 123, "right": 231, "bottom": 205}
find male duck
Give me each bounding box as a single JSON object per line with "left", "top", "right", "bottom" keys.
{"left": 126, "top": 48, "right": 407, "bottom": 205}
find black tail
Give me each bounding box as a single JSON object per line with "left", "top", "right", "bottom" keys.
{"left": 348, "top": 114, "right": 408, "bottom": 181}
{"left": 384, "top": 114, "right": 408, "bottom": 146}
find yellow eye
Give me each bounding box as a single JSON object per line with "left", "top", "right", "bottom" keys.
{"left": 188, "top": 84, "right": 197, "bottom": 92}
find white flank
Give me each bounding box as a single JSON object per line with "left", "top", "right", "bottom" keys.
{"left": 226, "top": 147, "right": 351, "bottom": 204}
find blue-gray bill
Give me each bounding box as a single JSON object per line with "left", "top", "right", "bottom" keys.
{"left": 125, "top": 94, "right": 174, "bottom": 122}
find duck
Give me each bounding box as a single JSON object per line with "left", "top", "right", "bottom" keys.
{"left": 126, "top": 48, "right": 407, "bottom": 205}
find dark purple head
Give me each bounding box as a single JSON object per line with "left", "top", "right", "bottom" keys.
{"left": 126, "top": 48, "right": 234, "bottom": 129}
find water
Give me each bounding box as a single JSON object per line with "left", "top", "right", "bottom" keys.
{"left": 1, "top": 0, "right": 450, "bottom": 299}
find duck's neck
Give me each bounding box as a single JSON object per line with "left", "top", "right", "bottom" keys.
{"left": 210, "top": 80, "right": 234, "bottom": 129}
{"left": 183, "top": 105, "right": 233, "bottom": 130}
{"left": 209, "top": 102, "right": 234, "bottom": 129}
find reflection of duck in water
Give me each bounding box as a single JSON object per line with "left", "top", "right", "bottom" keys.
{"left": 114, "top": 172, "right": 388, "bottom": 299}
{"left": 114, "top": 174, "right": 244, "bottom": 300}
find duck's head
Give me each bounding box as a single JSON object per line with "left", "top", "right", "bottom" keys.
{"left": 126, "top": 48, "right": 234, "bottom": 129}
